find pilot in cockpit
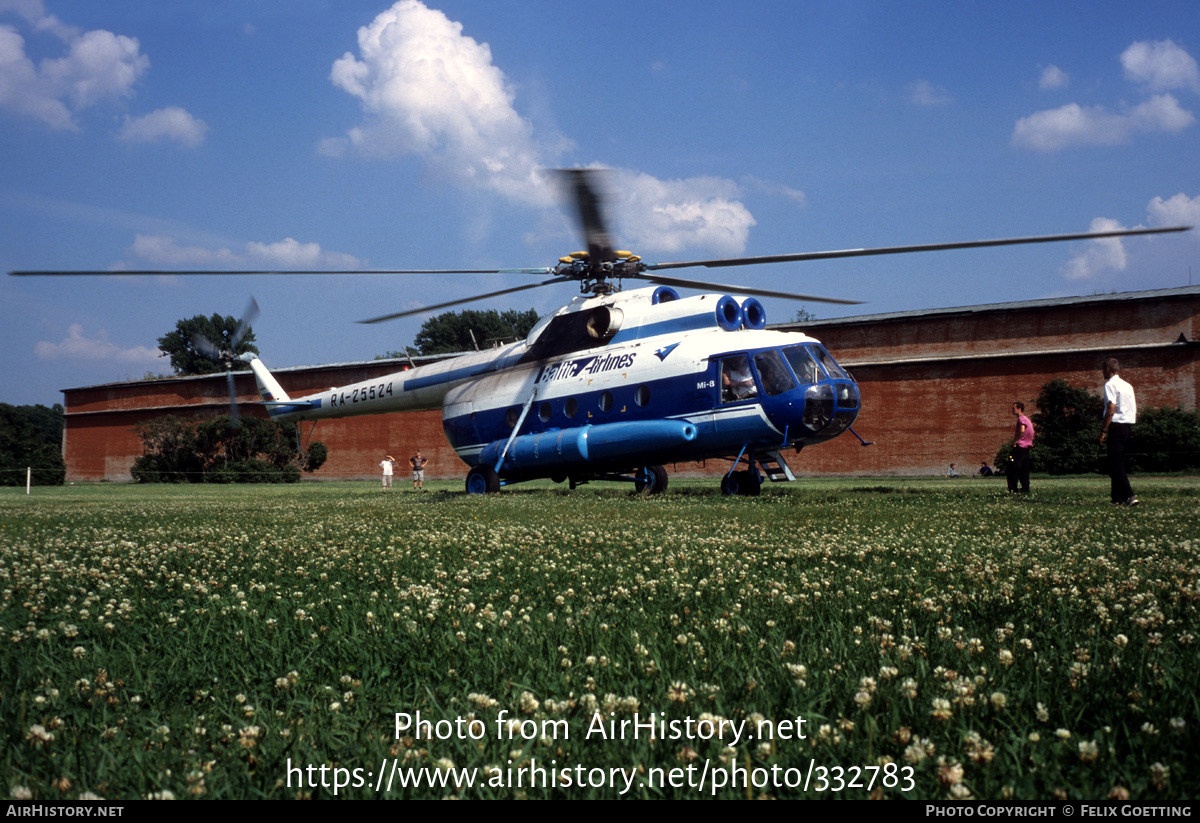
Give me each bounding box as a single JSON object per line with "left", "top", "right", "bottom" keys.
{"left": 721, "top": 355, "right": 757, "bottom": 402}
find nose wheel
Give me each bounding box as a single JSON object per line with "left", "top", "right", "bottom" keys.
{"left": 720, "top": 469, "right": 761, "bottom": 497}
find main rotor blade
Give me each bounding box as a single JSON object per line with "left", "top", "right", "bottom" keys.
{"left": 8, "top": 267, "right": 555, "bottom": 276}
{"left": 637, "top": 271, "right": 862, "bottom": 305}
{"left": 645, "top": 225, "right": 1193, "bottom": 271}
{"left": 558, "top": 169, "right": 615, "bottom": 266}
{"left": 358, "top": 278, "right": 564, "bottom": 324}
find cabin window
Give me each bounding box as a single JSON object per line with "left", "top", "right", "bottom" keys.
{"left": 635, "top": 385, "right": 651, "bottom": 407}
{"left": 719, "top": 355, "right": 757, "bottom": 404}
{"left": 505, "top": 407, "right": 520, "bottom": 428}
{"left": 564, "top": 397, "right": 579, "bottom": 418}
{"left": 754, "top": 350, "right": 796, "bottom": 396}
{"left": 599, "top": 391, "right": 614, "bottom": 412}
{"left": 538, "top": 401, "right": 552, "bottom": 422}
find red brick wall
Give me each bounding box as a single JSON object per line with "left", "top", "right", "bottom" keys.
{"left": 62, "top": 290, "right": 1200, "bottom": 482}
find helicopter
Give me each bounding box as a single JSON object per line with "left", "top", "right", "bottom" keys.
{"left": 11, "top": 170, "right": 1191, "bottom": 494}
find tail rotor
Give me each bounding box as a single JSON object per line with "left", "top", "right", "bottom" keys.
{"left": 193, "top": 297, "right": 260, "bottom": 427}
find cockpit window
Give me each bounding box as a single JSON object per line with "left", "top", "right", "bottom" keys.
{"left": 783, "top": 345, "right": 822, "bottom": 384}
{"left": 754, "top": 350, "right": 796, "bottom": 396}
{"left": 719, "top": 355, "right": 757, "bottom": 404}
{"left": 813, "top": 346, "right": 848, "bottom": 379}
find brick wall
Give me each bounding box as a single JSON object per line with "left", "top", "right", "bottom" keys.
{"left": 62, "top": 288, "right": 1200, "bottom": 482}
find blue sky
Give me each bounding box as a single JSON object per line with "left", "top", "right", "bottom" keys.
{"left": 2, "top": 0, "right": 1198, "bottom": 406}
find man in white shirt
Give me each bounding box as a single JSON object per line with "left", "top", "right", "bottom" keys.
{"left": 380, "top": 454, "right": 396, "bottom": 490}
{"left": 1099, "top": 359, "right": 1137, "bottom": 506}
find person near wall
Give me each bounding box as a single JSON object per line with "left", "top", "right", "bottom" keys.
{"left": 380, "top": 454, "right": 396, "bottom": 490}
{"left": 1099, "top": 358, "right": 1138, "bottom": 507}
{"left": 1007, "top": 402, "right": 1034, "bottom": 493}
{"left": 410, "top": 450, "right": 429, "bottom": 491}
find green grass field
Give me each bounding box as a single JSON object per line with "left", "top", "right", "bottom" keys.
{"left": 2, "top": 476, "right": 1198, "bottom": 799}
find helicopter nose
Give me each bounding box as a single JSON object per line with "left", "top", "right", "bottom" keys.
{"left": 798, "top": 380, "right": 858, "bottom": 436}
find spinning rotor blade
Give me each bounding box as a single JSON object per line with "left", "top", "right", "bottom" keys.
{"left": 559, "top": 169, "right": 615, "bottom": 266}
{"left": 358, "top": 277, "right": 564, "bottom": 324}
{"left": 192, "top": 331, "right": 222, "bottom": 360}
{"left": 645, "top": 225, "right": 1192, "bottom": 271}
{"left": 637, "top": 271, "right": 863, "bottom": 305}
{"left": 8, "top": 267, "right": 555, "bottom": 276}
{"left": 225, "top": 370, "right": 240, "bottom": 428}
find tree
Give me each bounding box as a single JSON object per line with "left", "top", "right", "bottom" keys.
{"left": 130, "top": 415, "right": 326, "bottom": 483}
{"left": 1127, "top": 406, "right": 1200, "bottom": 473}
{"left": 391, "top": 308, "right": 540, "bottom": 357}
{"left": 1027, "top": 378, "right": 1104, "bottom": 475}
{"left": 0, "top": 403, "right": 66, "bottom": 486}
{"left": 157, "top": 314, "right": 259, "bottom": 376}
{"left": 996, "top": 378, "right": 1200, "bottom": 476}
{"left": 793, "top": 307, "right": 818, "bottom": 323}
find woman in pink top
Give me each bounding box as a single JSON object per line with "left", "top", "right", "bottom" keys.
{"left": 1008, "top": 402, "right": 1034, "bottom": 493}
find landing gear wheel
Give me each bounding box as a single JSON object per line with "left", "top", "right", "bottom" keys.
{"left": 465, "top": 465, "right": 501, "bottom": 494}
{"left": 721, "top": 470, "right": 761, "bottom": 497}
{"left": 634, "top": 465, "right": 668, "bottom": 495}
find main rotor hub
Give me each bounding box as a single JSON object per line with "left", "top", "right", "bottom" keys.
{"left": 554, "top": 250, "right": 644, "bottom": 296}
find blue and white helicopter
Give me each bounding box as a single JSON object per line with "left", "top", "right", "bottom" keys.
{"left": 13, "top": 170, "right": 1189, "bottom": 494}
{"left": 238, "top": 171, "right": 1186, "bottom": 495}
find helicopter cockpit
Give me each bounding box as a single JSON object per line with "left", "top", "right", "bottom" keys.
{"left": 717, "top": 343, "right": 859, "bottom": 443}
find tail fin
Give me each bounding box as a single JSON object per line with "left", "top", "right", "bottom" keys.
{"left": 246, "top": 355, "right": 290, "bottom": 406}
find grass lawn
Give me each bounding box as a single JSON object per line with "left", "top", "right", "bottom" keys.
{"left": 2, "top": 476, "right": 1198, "bottom": 799}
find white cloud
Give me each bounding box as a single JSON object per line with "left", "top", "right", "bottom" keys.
{"left": 1039, "top": 64, "right": 1069, "bottom": 90}
{"left": 1015, "top": 41, "right": 1198, "bottom": 152}
{"left": 741, "top": 175, "right": 807, "bottom": 207}
{"left": 0, "top": 3, "right": 148, "bottom": 130}
{"left": 613, "top": 170, "right": 755, "bottom": 256}
{"left": 327, "top": 0, "right": 551, "bottom": 206}
{"left": 1060, "top": 217, "right": 1128, "bottom": 281}
{"left": 324, "top": 1, "right": 761, "bottom": 256}
{"left": 1060, "top": 197, "right": 1197, "bottom": 282}
{"left": 907, "top": 79, "right": 952, "bottom": 106}
{"left": 126, "top": 234, "right": 365, "bottom": 270}
{"left": 0, "top": 24, "right": 74, "bottom": 128}
{"left": 1012, "top": 94, "right": 1194, "bottom": 151}
{"left": 1147, "top": 192, "right": 1200, "bottom": 231}
{"left": 0, "top": 0, "right": 78, "bottom": 41}
{"left": 1121, "top": 39, "right": 1200, "bottom": 93}
{"left": 35, "top": 323, "right": 162, "bottom": 365}
{"left": 117, "top": 106, "right": 207, "bottom": 148}
{"left": 41, "top": 28, "right": 147, "bottom": 108}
